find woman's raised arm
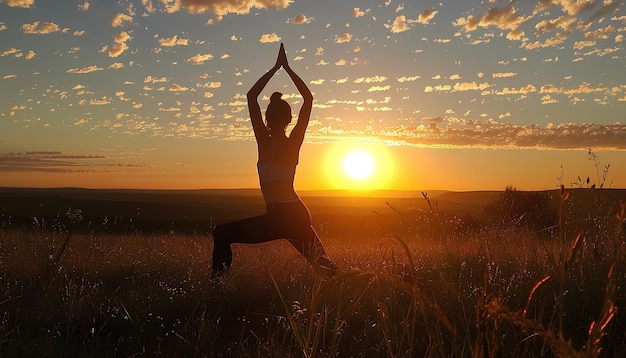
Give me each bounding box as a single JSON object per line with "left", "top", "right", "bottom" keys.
{"left": 283, "top": 48, "right": 313, "bottom": 144}
{"left": 247, "top": 45, "right": 284, "bottom": 142}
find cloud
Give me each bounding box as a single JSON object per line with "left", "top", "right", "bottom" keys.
{"left": 396, "top": 75, "right": 420, "bottom": 83}
{"left": 159, "top": 35, "right": 189, "bottom": 46}
{"left": 3, "top": 74, "right": 17, "bottom": 79}
{"left": 111, "top": 13, "right": 133, "bottom": 27}
{"left": 492, "top": 72, "right": 517, "bottom": 78}
{"left": 200, "top": 81, "right": 221, "bottom": 88}
{"left": 574, "top": 40, "right": 596, "bottom": 49}
{"left": 67, "top": 65, "right": 104, "bottom": 74}
{"left": 0, "top": 0, "right": 34, "bottom": 8}
{"left": 367, "top": 85, "right": 390, "bottom": 92}
{"left": 0, "top": 151, "right": 110, "bottom": 173}
{"left": 391, "top": 15, "right": 409, "bottom": 33}
{"left": 453, "top": 81, "right": 491, "bottom": 91}
{"left": 90, "top": 98, "right": 110, "bottom": 105}
{"left": 417, "top": 9, "right": 438, "bottom": 24}
{"left": 336, "top": 33, "right": 352, "bottom": 43}
{"left": 353, "top": 7, "right": 366, "bottom": 17}
{"left": 314, "top": 121, "right": 626, "bottom": 150}
{"left": 506, "top": 29, "right": 525, "bottom": 40}
{"left": 22, "top": 21, "right": 60, "bottom": 34}
{"left": 169, "top": 84, "right": 188, "bottom": 91}
{"left": 179, "top": 0, "right": 292, "bottom": 17}
{"left": 465, "top": 4, "right": 530, "bottom": 32}
{"left": 185, "top": 53, "right": 213, "bottom": 64}
{"left": 78, "top": 1, "right": 89, "bottom": 11}
{"left": 557, "top": 0, "right": 600, "bottom": 16}
{"left": 108, "top": 62, "right": 124, "bottom": 69}
{"left": 291, "top": 13, "right": 311, "bottom": 24}
{"left": 354, "top": 76, "right": 387, "bottom": 84}
{"left": 585, "top": 25, "right": 615, "bottom": 39}
{"left": 260, "top": 32, "right": 280, "bottom": 43}
{"left": 534, "top": 15, "right": 576, "bottom": 37}
{"left": 494, "top": 84, "right": 538, "bottom": 95}
{"left": 0, "top": 47, "right": 33, "bottom": 59}
{"left": 144, "top": 75, "right": 169, "bottom": 83}
{"left": 1, "top": 47, "right": 19, "bottom": 56}
{"left": 107, "top": 31, "right": 132, "bottom": 58}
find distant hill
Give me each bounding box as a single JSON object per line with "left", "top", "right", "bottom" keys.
{"left": 1, "top": 187, "right": 624, "bottom": 234}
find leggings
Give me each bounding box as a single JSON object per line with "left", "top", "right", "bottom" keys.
{"left": 211, "top": 200, "right": 335, "bottom": 277}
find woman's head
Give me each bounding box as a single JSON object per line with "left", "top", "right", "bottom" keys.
{"left": 266, "top": 92, "right": 292, "bottom": 131}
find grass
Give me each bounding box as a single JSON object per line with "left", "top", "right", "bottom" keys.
{"left": 1, "top": 188, "right": 625, "bottom": 357}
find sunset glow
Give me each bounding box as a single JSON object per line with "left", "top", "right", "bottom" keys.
{"left": 344, "top": 151, "right": 375, "bottom": 180}
{"left": 1, "top": 1, "right": 625, "bottom": 191}
{"left": 322, "top": 142, "right": 394, "bottom": 190}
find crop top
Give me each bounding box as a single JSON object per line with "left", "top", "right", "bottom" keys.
{"left": 256, "top": 138, "right": 300, "bottom": 204}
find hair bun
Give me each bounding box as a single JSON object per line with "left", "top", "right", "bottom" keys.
{"left": 270, "top": 92, "right": 283, "bottom": 103}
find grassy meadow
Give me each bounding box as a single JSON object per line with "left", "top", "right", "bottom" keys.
{"left": 1, "top": 187, "right": 625, "bottom": 357}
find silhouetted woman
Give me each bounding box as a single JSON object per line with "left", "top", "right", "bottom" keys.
{"left": 211, "top": 43, "right": 338, "bottom": 279}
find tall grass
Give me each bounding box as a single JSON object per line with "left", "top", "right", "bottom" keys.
{"left": 1, "top": 188, "right": 624, "bottom": 357}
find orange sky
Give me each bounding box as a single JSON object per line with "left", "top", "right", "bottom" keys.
{"left": 1, "top": 0, "right": 625, "bottom": 191}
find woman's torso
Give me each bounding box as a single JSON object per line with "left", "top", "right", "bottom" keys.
{"left": 257, "top": 136, "right": 300, "bottom": 204}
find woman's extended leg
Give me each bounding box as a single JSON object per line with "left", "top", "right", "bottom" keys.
{"left": 287, "top": 225, "right": 338, "bottom": 277}
{"left": 211, "top": 214, "right": 274, "bottom": 278}
{"left": 272, "top": 201, "right": 339, "bottom": 277}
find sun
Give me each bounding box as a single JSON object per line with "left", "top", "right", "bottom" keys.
{"left": 343, "top": 151, "right": 375, "bottom": 180}
{"left": 323, "top": 142, "right": 394, "bottom": 191}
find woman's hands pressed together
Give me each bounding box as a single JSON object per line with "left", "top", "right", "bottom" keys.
{"left": 275, "top": 43, "right": 288, "bottom": 70}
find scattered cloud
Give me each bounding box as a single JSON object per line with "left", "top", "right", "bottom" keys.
{"left": 418, "top": 9, "right": 438, "bottom": 24}
{"left": 185, "top": 53, "right": 213, "bottom": 64}
{"left": 1, "top": 47, "right": 34, "bottom": 59}
{"left": 353, "top": 7, "right": 366, "bottom": 17}
{"left": 22, "top": 21, "right": 60, "bottom": 34}
{"left": 458, "top": 4, "right": 529, "bottom": 32}
{"left": 355, "top": 76, "right": 387, "bottom": 84}
{"left": 391, "top": 15, "right": 408, "bottom": 33}
{"left": 158, "top": 35, "right": 189, "bottom": 46}
{"left": 90, "top": 98, "right": 110, "bottom": 105}
{"left": 179, "top": 0, "right": 292, "bottom": 18}
{"left": 144, "top": 75, "right": 169, "bottom": 83}
{"left": 260, "top": 32, "right": 280, "bottom": 43}
{"left": 314, "top": 122, "right": 626, "bottom": 150}
{"left": 106, "top": 31, "right": 132, "bottom": 58}
{"left": 290, "top": 13, "right": 311, "bottom": 24}
{"left": 336, "top": 33, "right": 352, "bottom": 43}
{"left": 111, "top": 13, "right": 133, "bottom": 27}
{"left": 0, "top": 0, "right": 34, "bottom": 8}
{"left": 77, "top": 1, "right": 89, "bottom": 11}
{"left": 0, "top": 151, "right": 111, "bottom": 173}
{"left": 66, "top": 65, "right": 104, "bottom": 74}
{"left": 492, "top": 72, "right": 517, "bottom": 78}
{"left": 169, "top": 84, "right": 188, "bottom": 91}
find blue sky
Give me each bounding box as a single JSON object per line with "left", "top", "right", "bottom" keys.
{"left": 1, "top": 0, "right": 625, "bottom": 190}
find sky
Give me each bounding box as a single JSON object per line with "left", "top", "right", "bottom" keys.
{"left": 1, "top": 0, "right": 625, "bottom": 192}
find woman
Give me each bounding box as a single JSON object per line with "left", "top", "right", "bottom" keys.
{"left": 211, "top": 43, "right": 338, "bottom": 279}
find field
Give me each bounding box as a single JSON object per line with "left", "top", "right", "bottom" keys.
{"left": 1, "top": 187, "right": 625, "bottom": 357}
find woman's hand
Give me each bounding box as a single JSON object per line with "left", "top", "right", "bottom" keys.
{"left": 275, "top": 43, "right": 288, "bottom": 69}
